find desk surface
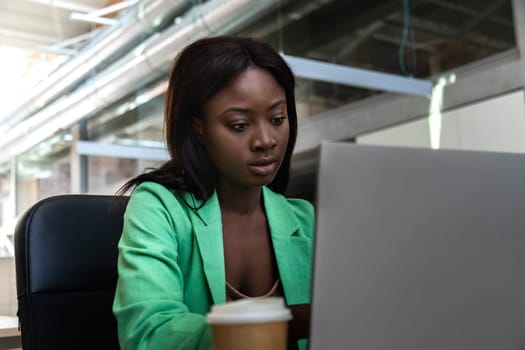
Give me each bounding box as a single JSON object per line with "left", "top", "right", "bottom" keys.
{"left": 0, "top": 316, "right": 19, "bottom": 338}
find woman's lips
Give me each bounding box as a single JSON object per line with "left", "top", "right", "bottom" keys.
{"left": 248, "top": 161, "right": 277, "bottom": 176}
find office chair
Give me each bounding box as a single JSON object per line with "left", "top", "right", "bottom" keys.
{"left": 14, "top": 194, "right": 129, "bottom": 350}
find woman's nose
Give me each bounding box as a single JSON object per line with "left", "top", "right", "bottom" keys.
{"left": 251, "top": 124, "right": 276, "bottom": 151}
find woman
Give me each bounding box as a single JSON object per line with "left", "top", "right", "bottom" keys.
{"left": 113, "top": 36, "right": 314, "bottom": 350}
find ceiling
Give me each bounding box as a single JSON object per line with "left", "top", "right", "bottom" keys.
{"left": 0, "top": 0, "right": 132, "bottom": 117}
{"left": 0, "top": 0, "right": 517, "bottom": 128}
{"left": 0, "top": 0, "right": 119, "bottom": 52}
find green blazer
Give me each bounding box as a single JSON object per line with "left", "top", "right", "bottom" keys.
{"left": 113, "top": 181, "right": 314, "bottom": 350}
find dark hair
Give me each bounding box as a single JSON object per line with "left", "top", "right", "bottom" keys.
{"left": 119, "top": 36, "right": 298, "bottom": 201}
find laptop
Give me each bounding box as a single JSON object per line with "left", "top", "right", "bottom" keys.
{"left": 309, "top": 142, "right": 525, "bottom": 350}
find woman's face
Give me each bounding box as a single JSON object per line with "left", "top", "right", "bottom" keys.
{"left": 194, "top": 67, "right": 290, "bottom": 192}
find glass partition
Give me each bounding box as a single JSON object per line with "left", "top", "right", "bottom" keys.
{"left": 0, "top": 162, "right": 14, "bottom": 257}
{"left": 15, "top": 131, "right": 72, "bottom": 216}
{"left": 87, "top": 81, "right": 165, "bottom": 146}
{"left": 88, "top": 157, "right": 162, "bottom": 195}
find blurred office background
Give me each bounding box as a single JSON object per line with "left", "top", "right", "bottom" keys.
{"left": 0, "top": 0, "right": 523, "bottom": 316}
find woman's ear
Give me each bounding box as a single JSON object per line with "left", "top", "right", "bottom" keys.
{"left": 192, "top": 118, "right": 204, "bottom": 143}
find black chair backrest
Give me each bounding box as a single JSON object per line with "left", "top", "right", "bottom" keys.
{"left": 14, "top": 194, "right": 129, "bottom": 350}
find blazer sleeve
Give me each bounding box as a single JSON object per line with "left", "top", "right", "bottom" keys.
{"left": 113, "top": 182, "right": 213, "bottom": 350}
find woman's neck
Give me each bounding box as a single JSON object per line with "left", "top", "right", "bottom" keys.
{"left": 216, "top": 184, "right": 263, "bottom": 216}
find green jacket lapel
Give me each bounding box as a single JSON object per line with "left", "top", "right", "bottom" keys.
{"left": 185, "top": 192, "right": 226, "bottom": 305}
{"left": 263, "top": 187, "right": 310, "bottom": 304}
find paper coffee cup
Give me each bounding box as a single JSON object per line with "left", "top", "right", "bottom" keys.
{"left": 207, "top": 297, "right": 292, "bottom": 350}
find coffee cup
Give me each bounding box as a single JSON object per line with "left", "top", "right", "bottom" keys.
{"left": 207, "top": 297, "right": 292, "bottom": 350}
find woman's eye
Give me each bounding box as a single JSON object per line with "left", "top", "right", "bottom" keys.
{"left": 271, "top": 116, "right": 286, "bottom": 126}
{"left": 231, "top": 122, "right": 248, "bottom": 131}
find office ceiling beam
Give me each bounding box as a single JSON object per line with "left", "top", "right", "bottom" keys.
{"left": 20, "top": 0, "right": 98, "bottom": 13}
{"left": 75, "top": 141, "right": 169, "bottom": 160}
{"left": 70, "top": 0, "right": 139, "bottom": 26}
{"left": 284, "top": 54, "right": 434, "bottom": 98}
{"left": 424, "top": 0, "right": 512, "bottom": 27}
{"left": 459, "top": 0, "right": 508, "bottom": 34}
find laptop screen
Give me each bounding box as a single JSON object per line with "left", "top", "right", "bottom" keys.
{"left": 309, "top": 143, "right": 525, "bottom": 350}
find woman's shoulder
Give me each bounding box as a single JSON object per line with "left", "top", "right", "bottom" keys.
{"left": 133, "top": 180, "right": 174, "bottom": 194}
{"left": 263, "top": 187, "right": 315, "bottom": 227}
{"left": 127, "top": 181, "right": 190, "bottom": 211}
{"left": 284, "top": 197, "right": 314, "bottom": 217}
{"left": 286, "top": 198, "right": 315, "bottom": 233}
{"left": 130, "top": 181, "right": 175, "bottom": 200}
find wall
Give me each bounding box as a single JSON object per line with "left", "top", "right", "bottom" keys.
{"left": 0, "top": 257, "right": 16, "bottom": 315}
{"left": 357, "top": 90, "right": 525, "bottom": 154}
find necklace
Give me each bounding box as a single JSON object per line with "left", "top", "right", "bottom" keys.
{"left": 226, "top": 278, "right": 280, "bottom": 299}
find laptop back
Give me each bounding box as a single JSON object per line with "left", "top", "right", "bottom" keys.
{"left": 310, "top": 143, "right": 525, "bottom": 350}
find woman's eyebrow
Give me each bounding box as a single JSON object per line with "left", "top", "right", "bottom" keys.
{"left": 220, "top": 101, "right": 286, "bottom": 115}
{"left": 268, "top": 100, "right": 286, "bottom": 111}
{"left": 221, "top": 107, "right": 250, "bottom": 115}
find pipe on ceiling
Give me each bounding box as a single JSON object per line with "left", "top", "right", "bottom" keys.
{"left": 0, "top": 0, "right": 191, "bottom": 133}
{"left": 0, "top": 0, "right": 282, "bottom": 164}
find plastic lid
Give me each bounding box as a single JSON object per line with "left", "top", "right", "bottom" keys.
{"left": 207, "top": 297, "right": 292, "bottom": 324}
